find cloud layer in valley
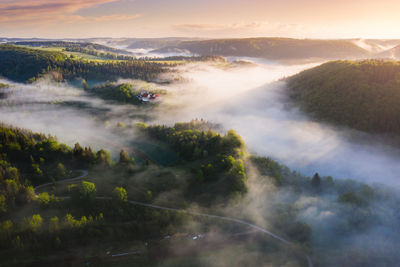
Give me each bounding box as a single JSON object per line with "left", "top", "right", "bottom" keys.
{"left": 153, "top": 61, "right": 400, "bottom": 188}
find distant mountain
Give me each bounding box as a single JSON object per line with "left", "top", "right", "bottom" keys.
{"left": 5, "top": 37, "right": 400, "bottom": 60}
{"left": 152, "top": 38, "right": 372, "bottom": 61}
{"left": 125, "top": 38, "right": 204, "bottom": 50}
{"left": 82, "top": 37, "right": 204, "bottom": 50}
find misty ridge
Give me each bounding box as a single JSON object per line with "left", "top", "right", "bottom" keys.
{"left": 2, "top": 40, "right": 400, "bottom": 267}
{"left": 6, "top": 37, "right": 400, "bottom": 61}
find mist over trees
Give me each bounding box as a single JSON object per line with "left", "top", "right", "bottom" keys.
{"left": 0, "top": 119, "right": 400, "bottom": 266}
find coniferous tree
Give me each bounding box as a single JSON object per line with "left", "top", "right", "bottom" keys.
{"left": 311, "top": 172, "right": 321, "bottom": 188}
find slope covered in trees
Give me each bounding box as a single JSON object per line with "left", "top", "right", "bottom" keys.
{"left": 0, "top": 45, "right": 164, "bottom": 82}
{"left": 0, "top": 124, "right": 112, "bottom": 215}
{"left": 137, "top": 120, "right": 248, "bottom": 197}
{"left": 153, "top": 38, "right": 370, "bottom": 60}
{"left": 286, "top": 60, "right": 400, "bottom": 135}
{"left": 12, "top": 41, "right": 133, "bottom": 55}
{"left": 0, "top": 121, "right": 398, "bottom": 266}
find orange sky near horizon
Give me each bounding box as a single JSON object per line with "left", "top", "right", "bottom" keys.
{"left": 1, "top": 0, "right": 399, "bottom": 39}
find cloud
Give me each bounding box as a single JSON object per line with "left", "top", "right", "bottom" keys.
{"left": 173, "top": 22, "right": 264, "bottom": 32}
{"left": 0, "top": 0, "right": 140, "bottom": 25}
{"left": 172, "top": 21, "right": 308, "bottom": 38}
{"left": 0, "top": 0, "right": 117, "bottom": 15}
{"left": 87, "top": 14, "right": 142, "bottom": 22}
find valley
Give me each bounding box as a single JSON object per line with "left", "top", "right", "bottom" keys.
{"left": 1, "top": 36, "right": 400, "bottom": 267}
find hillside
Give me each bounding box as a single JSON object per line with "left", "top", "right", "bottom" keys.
{"left": 12, "top": 41, "right": 133, "bottom": 55}
{"left": 286, "top": 60, "right": 400, "bottom": 135}
{"left": 125, "top": 37, "right": 203, "bottom": 50}
{"left": 1, "top": 121, "right": 399, "bottom": 266}
{"left": 0, "top": 45, "right": 163, "bottom": 82}
{"left": 377, "top": 44, "right": 400, "bottom": 59}
{"left": 152, "top": 38, "right": 371, "bottom": 60}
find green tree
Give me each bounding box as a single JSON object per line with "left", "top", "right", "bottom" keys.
{"left": 228, "top": 160, "right": 247, "bottom": 193}
{"left": 70, "top": 181, "right": 97, "bottom": 205}
{"left": 64, "top": 214, "right": 79, "bottom": 228}
{"left": 96, "top": 149, "right": 112, "bottom": 166}
{"left": 73, "top": 142, "right": 84, "bottom": 157}
{"left": 113, "top": 187, "right": 128, "bottom": 202}
{"left": 31, "top": 164, "right": 43, "bottom": 180}
{"left": 38, "top": 192, "right": 50, "bottom": 206}
{"left": 79, "top": 181, "right": 96, "bottom": 203}
{"left": 25, "top": 214, "right": 43, "bottom": 232}
{"left": 119, "top": 149, "right": 131, "bottom": 164}
{"left": 55, "top": 163, "right": 66, "bottom": 180}
{"left": 225, "top": 130, "right": 244, "bottom": 151}
{"left": 221, "top": 155, "right": 235, "bottom": 170}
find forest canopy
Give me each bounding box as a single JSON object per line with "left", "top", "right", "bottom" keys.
{"left": 0, "top": 45, "right": 164, "bottom": 82}
{"left": 286, "top": 59, "right": 400, "bottom": 135}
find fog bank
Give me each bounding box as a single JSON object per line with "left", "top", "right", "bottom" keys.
{"left": 155, "top": 61, "right": 400, "bottom": 187}
{"left": 2, "top": 58, "right": 400, "bottom": 186}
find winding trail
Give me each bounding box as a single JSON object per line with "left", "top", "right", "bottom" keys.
{"left": 34, "top": 170, "right": 89, "bottom": 194}
{"left": 127, "top": 199, "right": 291, "bottom": 244}
{"left": 35, "top": 170, "right": 313, "bottom": 267}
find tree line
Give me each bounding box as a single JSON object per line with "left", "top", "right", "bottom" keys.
{"left": 13, "top": 41, "right": 132, "bottom": 55}
{"left": 0, "top": 45, "right": 164, "bottom": 82}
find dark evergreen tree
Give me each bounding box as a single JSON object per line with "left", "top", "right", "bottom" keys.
{"left": 311, "top": 172, "right": 321, "bottom": 188}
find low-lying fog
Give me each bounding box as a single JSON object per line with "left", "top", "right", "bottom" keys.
{"left": 1, "top": 59, "right": 400, "bottom": 187}
{"left": 0, "top": 78, "right": 138, "bottom": 154}
{"left": 155, "top": 61, "right": 400, "bottom": 187}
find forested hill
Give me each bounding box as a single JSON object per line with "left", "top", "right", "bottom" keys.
{"left": 0, "top": 45, "right": 164, "bottom": 82}
{"left": 152, "top": 38, "right": 371, "bottom": 60}
{"left": 12, "top": 41, "right": 133, "bottom": 55}
{"left": 286, "top": 60, "right": 400, "bottom": 135}
{"left": 0, "top": 123, "right": 113, "bottom": 213}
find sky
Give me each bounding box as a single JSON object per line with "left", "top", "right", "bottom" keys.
{"left": 1, "top": 0, "right": 400, "bottom": 39}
